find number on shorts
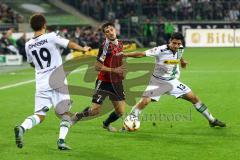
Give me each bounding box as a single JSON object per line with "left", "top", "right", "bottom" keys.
{"left": 177, "top": 84, "right": 186, "bottom": 91}
{"left": 97, "top": 95, "right": 102, "bottom": 102}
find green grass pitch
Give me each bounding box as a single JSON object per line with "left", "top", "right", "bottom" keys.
{"left": 0, "top": 47, "right": 240, "bottom": 160}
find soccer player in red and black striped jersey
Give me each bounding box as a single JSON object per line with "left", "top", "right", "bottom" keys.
{"left": 74, "top": 22, "right": 126, "bottom": 132}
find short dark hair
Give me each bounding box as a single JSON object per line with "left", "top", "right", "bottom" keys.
{"left": 30, "top": 14, "right": 46, "bottom": 31}
{"left": 170, "top": 32, "right": 184, "bottom": 42}
{"left": 101, "top": 22, "right": 115, "bottom": 33}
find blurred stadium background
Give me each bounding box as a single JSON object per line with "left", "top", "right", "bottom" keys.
{"left": 1, "top": 0, "right": 240, "bottom": 62}
{"left": 0, "top": 0, "right": 240, "bottom": 160}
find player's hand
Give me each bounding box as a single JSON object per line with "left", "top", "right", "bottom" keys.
{"left": 82, "top": 46, "right": 91, "bottom": 52}
{"left": 180, "top": 60, "right": 188, "bottom": 68}
{"left": 112, "top": 65, "right": 126, "bottom": 74}
{"left": 115, "top": 52, "right": 124, "bottom": 56}
{"left": 115, "top": 52, "right": 128, "bottom": 59}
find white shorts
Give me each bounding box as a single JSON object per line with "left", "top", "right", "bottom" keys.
{"left": 142, "top": 76, "right": 191, "bottom": 101}
{"left": 35, "top": 86, "right": 71, "bottom": 115}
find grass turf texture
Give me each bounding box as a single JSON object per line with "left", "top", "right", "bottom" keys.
{"left": 0, "top": 47, "right": 240, "bottom": 160}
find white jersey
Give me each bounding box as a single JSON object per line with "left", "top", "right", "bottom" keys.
{"left": 145, "top": 44, "right": 184, "bottom": 80}
{"left": 25, "top": 32, "right": 69, "bottom": 91}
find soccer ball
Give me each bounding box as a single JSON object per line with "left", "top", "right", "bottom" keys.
{"left": 123, "top": 114, "right": 140, "bottom": 131}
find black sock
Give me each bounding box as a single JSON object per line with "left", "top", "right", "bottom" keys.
{"left": 76, "top": 107, "right": 90, "bottom": 120}
{"left": 103, "top": 111, "right": 122, "bottom": 126}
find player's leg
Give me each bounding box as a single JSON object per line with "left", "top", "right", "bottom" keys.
{"left": 56, "top": 111, "right": 72, "bottom": 150}
{"left": 14, "top": 114, "right": 43, "bottom": 149}
{"left": 101, "top": 81, "right": 126, "bottom": 132}
{"left": 130, "top": 76, "right": 171, "bottom": 118}
{"left": 73, "top": 79, "right": 108, "bottom": 122}
{"left": 72, "top": 89, "right": 108, "bottom": 122}
{"left": 14, "top": 91, "right": 51, "bottom": 148}
{"left": 102, "top": 100, "right": 125, "bottom": 132}
{"left": 130, "top": 97, "right": 152, "bottom": 118}
{"left": 73, "top": 102, "right": 102, "bottom": 122}
{"left": 53, "top": 87, "right": 73, "bottom": 150}
{"left": 182, "top": 91, "right": 226, "bottom": 127}
{"left": 169, "top": 79, "right": 226, "bottom": 127}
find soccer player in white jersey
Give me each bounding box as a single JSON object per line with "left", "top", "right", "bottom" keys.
{"left": 123, "top": 32, "right": 226, "bottom": 128}
{"left": 14, "top": 14, "right": 91, "bottom": 150}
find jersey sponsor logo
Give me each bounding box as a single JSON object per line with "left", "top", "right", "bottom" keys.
{"left": 37, "top": 66, "right": 56, "bottom": 74}
{"left": 164, "top": 59, "right": 179, "bottom": 64}
{"left": 29, "top": 39, "right": 48, "bottom": 49}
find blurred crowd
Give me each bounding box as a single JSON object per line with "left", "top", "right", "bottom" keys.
{"left": 64, "top": 0, "right": 240, "bottom": 21}
{"left": 0, "top": 28, "right": 25, "bottom": 56}
{"left": 48, "top": 25, "right": 105, "bottom": 56}
{"left": 0, "top": 18, "right": 123, "bottom": 59}
{"left": 1, "top": 0, "right": 239, "bottom": 58}
{"left": 55, "top": 26, "right": 105, "bottom": 49}
{"left": 49, "top": 19, "right": 121, "bottom": 50}
{"left": 0, "top": 2, "right": 24, "bottom": 24}
{"left": 0, "top": 25, "right": 110, "bottom": 60}
{"left": 63, "top": 0, "right": 239, "bottom": 46}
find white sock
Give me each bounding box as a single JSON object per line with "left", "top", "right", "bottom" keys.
{"left": 59, "top": 120, "right": 71, "bottom": 140}
{"left": 130, "top": 106, "right": 141, "bottom": 117}
{"left": 194, "top": 102, "right": 215, "bottom": 122}
{"left": 21, "top": 115, "right": 41, "bottom": 131}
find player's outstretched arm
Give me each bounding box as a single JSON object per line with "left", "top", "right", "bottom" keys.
{"left": 67, "top": 41, "right": 91, "bottom": 52}
{"left": 180, "top": 57, "right": 188, "bottom": 69}
{"left": 123, "top": 52, "right": 146, "bottom": 58}
{"left": 95, "top": 61, "right": 126, "bottom": 74}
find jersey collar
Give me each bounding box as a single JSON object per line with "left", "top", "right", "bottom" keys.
{"left": 106, "top": 38, "right": 118, "bottom": 45}
{"left": 32, "top": 34, "right": 43, "bottom": 39}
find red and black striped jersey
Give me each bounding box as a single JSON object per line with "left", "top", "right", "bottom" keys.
{"left": 97, "top": 39, "right": 124, "bottom": 83}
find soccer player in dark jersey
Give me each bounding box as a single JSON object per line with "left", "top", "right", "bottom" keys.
{"left": 73, "top": 22, "right": 126, "bottom": 132}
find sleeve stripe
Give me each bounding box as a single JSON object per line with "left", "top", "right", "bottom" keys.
{"left": 98, "top": 41, "right": 109, "bottom": 62}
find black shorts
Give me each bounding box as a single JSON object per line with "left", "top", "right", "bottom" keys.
{"left": 92, "top": 79, "right": 125, "bottom": 104}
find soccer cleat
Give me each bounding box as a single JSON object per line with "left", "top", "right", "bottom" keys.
{"left": 209, "top": 119, "right": 226, "bottom": 127}
{"left": 14, "top": 126, "right": 24, "bottom": 148}
{"left": 57, "top": 139, "right": 72, "bottom": 150}
{"left": 119, "top": 126, "right": 127, "bottom": 132}
{"left": 103, "top": 122, "right": 117, "bottom": 132}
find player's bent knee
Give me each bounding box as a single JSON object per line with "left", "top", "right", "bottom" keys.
{"left": 35, "top": 114, "right": 45, "bottom": 122}
{"left": 183, "top": 92, "right": 199, "bottom": 104}
{"left": 193, "top": 96, "right": 200, "bottom": 104}
{"left": 115, "top": 109, "right": 124, "bottom": 116}
{"left": 55, "top": 100, "right": 71, "bottom": 115}
{"left": 90, "top": 107, "right": 101, "bottom": 116}
{"left": 61, "top": 114, "right": 72, "bottom": 121}
{"left": 140, "top": 97, "right": 151, "bottom": 106}
{"left": 189, "top": 94, "right": 199, "bottom": 104}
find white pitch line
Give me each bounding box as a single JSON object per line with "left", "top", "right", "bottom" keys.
{"left": 0, "top": 79, "right": 35, "bottom": 90}
{"left": 0, "top": 65, "right": 239, "bottom": 91}
{"left": 0, "top": 67, "right": 90, "bottom": 91}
